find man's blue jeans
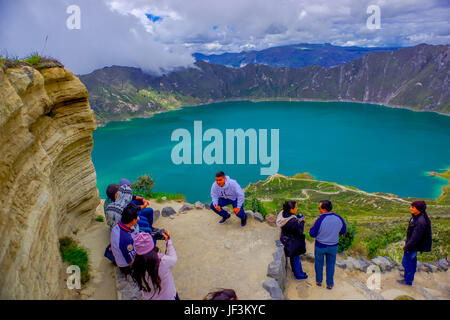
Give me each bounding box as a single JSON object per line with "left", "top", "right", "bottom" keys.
{"left": 210, "top": 197, "right": 247, "bottom": 221}
{"left": 402, "top": 251, "right": 417, "bottom": 285}
{"left": 132, "top": 198, "right": 154, "bottom": 234}
{"left": 314, "top": 244, "right": 338, "bottom": 287}
{"left": 290, "top": 255, "right": 306, "bottom": 279}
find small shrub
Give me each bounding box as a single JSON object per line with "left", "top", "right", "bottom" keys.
{"left": 338, "top": 218, "right": 357, "bottom": 253}
{"left": 246, "top": 198, "right": 268, "bottom": 218}
{"left": 59, "top": 237, "right": 90, "bottom": 284}
{"left": 131, "top": 175, "right": 155, "bottom": 197}
{"left": 95, "top": 215, "right": 104, "bottom": 222}
{"left": 151, "top": 192, "right": 185, "bottom": 202}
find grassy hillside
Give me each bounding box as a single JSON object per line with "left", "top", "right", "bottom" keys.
{"left": 244, "top": 172, "right": 450, "bottom": 263}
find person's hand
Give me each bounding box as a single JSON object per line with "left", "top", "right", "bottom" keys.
{"left": 233, "top": 207, "right": 240, "bottom": 215}
{"left": 162, "top": 230, "right": 171, "bottom": 241}
{"left": 214, "top": 205, "right": 222, "bottom": 212}
{"left": 299, "top": 216, "right": 306, "bottom": 222}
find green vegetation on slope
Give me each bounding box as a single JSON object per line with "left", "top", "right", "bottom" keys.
{"left": 59, "top": 237, "right": 90, "bottom": 284}
{"left": 1, "top": 53, "right": 63, "bottom": 71}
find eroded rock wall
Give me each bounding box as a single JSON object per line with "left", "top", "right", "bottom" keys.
{"left": 0, "top": 66, "right": 100, "bottom": 299}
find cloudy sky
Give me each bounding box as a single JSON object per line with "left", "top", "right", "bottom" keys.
{"left": 0, "top": 0, "right": 449, "bottom": 75}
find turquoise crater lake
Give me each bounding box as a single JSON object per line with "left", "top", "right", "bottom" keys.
{"left": 92, "top": 101, "right": 450, "bottom": 203}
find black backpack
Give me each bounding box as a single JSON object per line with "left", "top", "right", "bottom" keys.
{"left": 280, "top": 232, "right": 306, "bottom": 257}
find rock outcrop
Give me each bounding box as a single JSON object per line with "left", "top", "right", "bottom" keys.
{"left": 0, "top": 65, "right": 100, "bottom": 299}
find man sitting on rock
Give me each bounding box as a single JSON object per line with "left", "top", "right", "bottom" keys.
{"left": 120, "top": 178, "right": 155, "bottom": 232}
{"left": 210, "top": 171, "right": 247, "bottom": 227}
{"left": 111, "top": 203, "right": 140, "bottom": 275}
{"left": 104, "top": 179, "right": 154, "bottom": 233}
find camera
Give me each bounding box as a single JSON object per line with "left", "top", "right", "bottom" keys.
{"left": 151, "top": 228, "right": 166, "bottom": 240}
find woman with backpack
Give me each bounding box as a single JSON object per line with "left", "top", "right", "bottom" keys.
{"left": 130, "top": 231, "right": 179, "bottom": 300}
{"left": 276, "top": 200, "right": 308, "bottom": 280}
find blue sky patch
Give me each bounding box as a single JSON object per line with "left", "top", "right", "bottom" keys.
{"left": 146, "top": 13, "right": 162, "bottom": 23}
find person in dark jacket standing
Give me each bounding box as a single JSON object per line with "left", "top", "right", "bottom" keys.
{"left": 398, "top": 201, "right": 432, "bottom": 286}
{"left": 276, "top": 201, "right": 308, "bottom": 280}
{"left": 309, "top": 200, "right": 346, "bottom": 289}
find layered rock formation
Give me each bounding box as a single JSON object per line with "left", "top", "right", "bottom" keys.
{"left": 0, "top": 65, "right": 100, "bottom": 299}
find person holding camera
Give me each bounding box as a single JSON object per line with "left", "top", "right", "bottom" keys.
{"left": 210, "top": 171, "right": 247, "bottom": 227}
{"left": 131, "top": 229, "right": 179, "bottom": 300}
{"left": 276, "top": 201, "right": 308, "bottom": 280}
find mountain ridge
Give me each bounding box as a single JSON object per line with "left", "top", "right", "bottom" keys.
{"left": 80, "top": 44, "right": 450, "bottom": 126}
{"left": 193, "top": 42, "right": 401, "bottom": 68}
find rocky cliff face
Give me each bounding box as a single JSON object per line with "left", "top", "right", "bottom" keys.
{"left": 0, "top": 66, "right": 100, "bottom": 299}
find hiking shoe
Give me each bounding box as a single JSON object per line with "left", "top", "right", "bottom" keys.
{"left": 326, "top": 285, "right": 333, "bottom": 290}
{"left": 396, "top": 279, "right": 412, "bottom": 286}
{"left": 295, "top": 274, "right": 308, "bottom": 280}
{"left": 219, "top": 215, "right": 230, "bottom": 224}
{"left": 316, "top": 282, "right": 322, "bottom": 287}
{"left": 241, "top": 218, "right": 247, "bottom": 227}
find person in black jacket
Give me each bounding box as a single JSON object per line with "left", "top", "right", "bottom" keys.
{"left": 398, "top": 201, "right": 432, "bottom": 286}
{"left": 276, "top": 201, "right": 308, "bottom": 280}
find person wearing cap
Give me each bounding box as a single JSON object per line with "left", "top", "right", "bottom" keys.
{"left": 120, "top": 178, "right": 155, "bottom": 233}
{"left": 131, "top": 230, "right": 179, "bottom": 300}
{"left": 397, "top": 201, "right": 432, "bottom": 286}
{"left": 110, "top": 203, "right": 140, "bottom": 274}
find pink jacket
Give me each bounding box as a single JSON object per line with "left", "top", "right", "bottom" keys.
{"left": 141, "top": 239, "right": 178, "bottom": 300}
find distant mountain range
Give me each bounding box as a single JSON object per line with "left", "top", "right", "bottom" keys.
{"left": 80, "top": 44, "right": 449, "bottom": 125}
{"left": 193, "top": 43, "right": 401, "bottom": 68}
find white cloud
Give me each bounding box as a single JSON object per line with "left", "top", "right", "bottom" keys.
{"left": 0, "top": 0, "right": 448, "bottom": 74}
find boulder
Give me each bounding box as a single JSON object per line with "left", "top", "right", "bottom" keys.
{"left": 223, "top": 207, "right": 232, "bottom": 214}
{"left": 263, "top": 279, "right": 285, "bottom": 300}
{"left": 161, "top": 196, "right": 167, "bottom": 201}
{"left": 204, "top": 203, "right": 211, "bottom": 210}
{"left": 161, "top": 206, "right": 176, "bottom": 217}
{"left": 267, "top": 247, "right": 286, "bottom": 290}
{"left": 370, "top": 256, "right": 394, "bottom": 272}
{"left": 438, "top": 259, "right": 449, "bottom": 271}
{"left": 194, "top": 201, "right": 204, "bottom": 209}
{"left": 179, "top": 203, "right": 193, "bottom": 213}
{"left": 417, "top": 262, "right": 431, "bottom": 272}
{"left": 422, "top": 262, "right": 438, "bottom": 273}
{"left": 265, "top": 214, "right": 277, "bottom": 227}
{"left": 336, "top": 260, "right": 347, "bottom": 269}
{"left": 153, "top": 209, "right": 161, "bottom": 223}
{"left": 253, "top": 212, "right": 264, "bottom": 222}
{"left": 275, "top": 240, "right": 283, "bottom": 248}
{"left": 246, "top": 210, "right": 254, "bottom": 216}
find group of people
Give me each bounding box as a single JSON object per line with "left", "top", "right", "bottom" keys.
{"left": 275, "top": 198, "right": 432, "bottom": 289}
{"left": 103, "top": 171, "right": 432, "bottom": 300}
{"left": 209, "top": 171, "right": 432, "bottom": 289}
{"left": 104, "top": 176, "right": 238, "bottom": 300}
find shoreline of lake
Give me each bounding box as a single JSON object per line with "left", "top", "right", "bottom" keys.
{"left": 94, "top": 98, "right": 450, "bottom": 128}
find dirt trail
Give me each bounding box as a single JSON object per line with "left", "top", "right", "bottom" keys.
{"left": 151, "top": 201, "right": 278, "bottom": 300}
{"left": 78, "top": 201, "right": 117, "bottom": 300}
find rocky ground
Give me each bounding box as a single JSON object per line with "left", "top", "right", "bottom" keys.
{"left": 80, "top": 199, "right": 449, "bottom": 300}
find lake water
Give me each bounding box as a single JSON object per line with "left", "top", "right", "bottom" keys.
{"left": 92, "top": 101, "right": 450, "bottom": 203}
